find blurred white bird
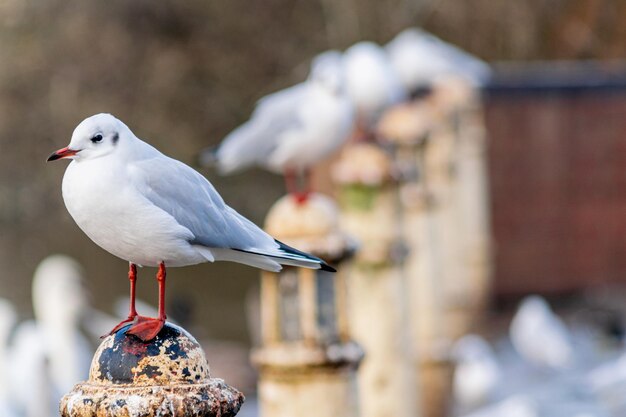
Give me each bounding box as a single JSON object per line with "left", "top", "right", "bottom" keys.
{"left": 452, "top": 334, "right": 501, "bottom": 410}
{"left": 386, "top": 28, "right": 491, "bottom": 94}
{"left": 206, "top": 50, "right": 353, "bottom": 200}
{"left": 462, "top": 395, "right": 538, "bottom": 417}
{"left": 0, "top": 299, "right": 18, "bottom": 417}
{"left": 8, "top": 321, "right": 57, "bottom": 417}
{"left": 8, "top": 255, "right": 93, "bottom": 417}
{"left": 510, "top": 296, "right": 574, "bottom": 369}
{"left": 31, "top": 255, "right": 92, "bottom": 392}
{"left": 588, "top": 352, "right": 626, "bottom": 392}
{"left": 343, "top": 41, "right": 406, "bottom": 130}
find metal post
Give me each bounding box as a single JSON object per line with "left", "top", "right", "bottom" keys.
{"left": 60, "top": 323, "right": 244, "bottom": 417}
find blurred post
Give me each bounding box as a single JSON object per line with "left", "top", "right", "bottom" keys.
{"left": 332, "top": 143, "right": 419, "bottom": 417}
{"left": 428, "top": 77, "right": 493, "bottom": 337}
{"left": 252, "top": 193, "right": 363, "bottom": 417}
{"left": 60, "top": 323, "right": 244, "bottom": 417}
{"left": 439, "top": 77, "right": 493, "bottom": 314}
{"left": 377, "top": 100, "right": 452, "bottom": 417}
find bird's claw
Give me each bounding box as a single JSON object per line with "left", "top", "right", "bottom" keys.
{"left": 125, "top": 316, "right": 166, "bottom": 341}
{"left": 104, "top": 316, "right": 137, "bottom": 338}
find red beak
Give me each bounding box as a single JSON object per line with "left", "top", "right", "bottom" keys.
{"left": 47, "top": 146, "right": 79, "bottom": 162}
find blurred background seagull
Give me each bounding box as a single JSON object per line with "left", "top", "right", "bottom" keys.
{"left": 343, "top": 41, "right": 406, "bottom": 134}
{"left": 47, "top": 113, "right": 335, "bottom": 341}
{"left": 0, "top": 299, "right": 17, "bottom": 417}
{"left": 204, "top": 50, "right": 353, "bottom": 201}
{"left": 7, "top": 255, "right": 92, "bottom": 417}
{"left": 452, "top": 334, "right": 502, "bottom": 411}
{"left": 462, "top": 395, "right": 539, "bottom": 417}
{"left": 510, "top": 295, "right": 574, "bottom": 369}
{"left": 386, "top": 28, "right": 492, "bottom": 95}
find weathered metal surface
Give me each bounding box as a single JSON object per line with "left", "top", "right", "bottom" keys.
{"left": 60, "top": 379, "right": 243, "bottom": 417}
{"left": 60, "top": 323, "right": 244, "bottom": 417}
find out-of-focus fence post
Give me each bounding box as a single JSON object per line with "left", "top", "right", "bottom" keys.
{"left": 252, "top": 193, "right": 363, "bottom": 417}
{"left": 441, "top": 77, "right": 493, "bottom": 315}
{"left": 60, "top": 323, "right": 244, "bottom": 417}
{"left": 377, "top": 100, "right": 451, "bottom": 417}
{"left": 332, "top": 142, "right": 418, "bottom": 417}
{"left": 426, "top": 77, "right": 492, "bottom": 339}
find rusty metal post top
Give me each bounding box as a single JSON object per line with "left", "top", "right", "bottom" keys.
{"left": 60, "top": 322, "right": 244, "bottom": 417}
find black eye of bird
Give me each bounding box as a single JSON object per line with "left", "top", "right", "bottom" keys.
{"left": 91, "top": 134, "right": 103, "bottom": 143}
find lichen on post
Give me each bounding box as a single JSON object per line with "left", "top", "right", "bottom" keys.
{"left": 60, "top": 323, "right": 244, "bottom": 417}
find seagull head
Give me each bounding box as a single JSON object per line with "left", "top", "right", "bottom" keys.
{"left": 47, "top": 113, "right": 131, "bottom": 162}
{"left": 309, "top": 50, "right": 346, "bottom": 96}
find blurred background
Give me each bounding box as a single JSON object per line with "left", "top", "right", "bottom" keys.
{"left": 1, "top": 0, "right": 625, "bottom": 416}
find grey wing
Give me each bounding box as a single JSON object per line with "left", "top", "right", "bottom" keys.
{"left": 131, "top": 155, "right": 277, "bottom": 252}
{"left": 214, "top": 83, "right": 308, "bottom": 174}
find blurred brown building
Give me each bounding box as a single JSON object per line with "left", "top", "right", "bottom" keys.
{"left": 484, "top": 61, "right": 626, "bottom": 298}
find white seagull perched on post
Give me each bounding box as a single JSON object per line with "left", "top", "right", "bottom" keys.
{"left": 205, "top": 50, "right": 354, "bottom": 202}
{"left": 343, "top": 41, "right": 406, "bottom": 131}
{"left": 48, "top": 113, "right": 335, "bottom": 341}
{"left": 386, "top": 28, "right": 492, "bottom": 94}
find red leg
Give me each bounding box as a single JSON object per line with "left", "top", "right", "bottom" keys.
{"left": 284, "top": 168, "right": 298, "bottom": 196}
{"left": 126, "top": 262, "right": 166, "bottom": 341}
{"left": 157, "top": 262, "right": 167, "bottom": 322}
{"left": 107, "top": 263, "right": 139, "bottom": 336}
{"left": 285, "top": 168, "right": 311, "bottom": 205}
{"left": 294, "top": 169, "right": 311, "bottom": 205}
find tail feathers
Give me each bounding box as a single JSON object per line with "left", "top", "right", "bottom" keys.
{"left": 199, "top": 144, "right": 251, "bottom": 175}
{"left": 275, "top": 240, "right": 336, "bottom": 272}
{"left": 210, "top": 248, "right": 282, "bottom": 272}
{"left": 198, "top": 146, "right": 219, "bottom": 168}
{"left": 231, "top": 240, "right": 336, "bottom": 273}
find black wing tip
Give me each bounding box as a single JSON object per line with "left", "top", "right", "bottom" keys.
{"left": 275, "top": 239, "right": 337, "bottom": 273}
{"left": 320, "top": 262, "right": 337, "bottom": 273}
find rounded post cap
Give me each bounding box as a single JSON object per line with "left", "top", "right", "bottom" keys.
{"left": 60, "top": 323, "right": 244, "bottom": 417}
{"left": 265, "top": 193, "right": 356, "bottom": 262}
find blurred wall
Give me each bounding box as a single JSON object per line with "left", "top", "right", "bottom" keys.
{"left": 485, "top": 64, "right": 626, "bottom": 298}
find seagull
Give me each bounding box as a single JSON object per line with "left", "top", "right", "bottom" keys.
{"left": 452, "top": 334, "right": 501, "bottom": 410}
{"left": 206, "top": 50, "right": 353, "bottom": 201}
{"left": 343, "top": 41, "right": 406, "bottom": 131}
{"left": 7, "top": 321, "right": 57, "bottom": 417}
{"left": 7, "top": 255, "right": 92, "bottom": 417}
{"left": 0, "top": 299, "right": 17, "bottom": 417}
{"left": 461, "top": 395, "right": 538, "bottom": 417}
{"left": 30, "top": 255, "right": 92, "bottom": 391}
{"left": 386, "top": 28, "right": 492, "bottom": 95}
{"left": 510, "top": 295, "right": 574, "bottom": 369}
{"left": 48, "top": 113, "right": 334, "bottom": 341}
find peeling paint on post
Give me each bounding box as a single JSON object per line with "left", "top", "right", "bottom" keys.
{"left": 253, "top": 193, "right": 363, "bottom": 417}
{"left": 332, "top": 143, "right": 419, "bottom": 417}
{"left": 60, "top": 323, "right": 244, "bottom": 417}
